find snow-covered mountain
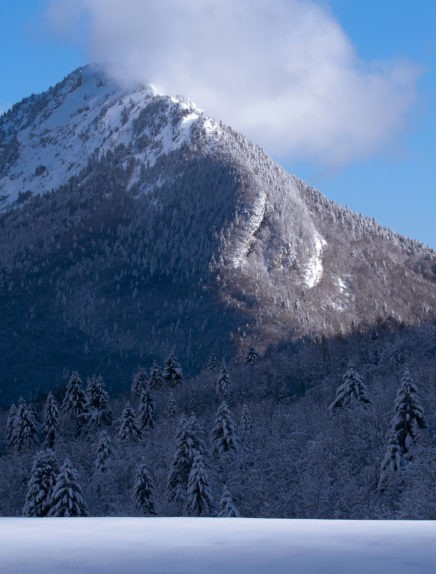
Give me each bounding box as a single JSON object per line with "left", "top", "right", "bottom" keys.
{"left": 0, "top": 65, "right": 434, "bottom": 400}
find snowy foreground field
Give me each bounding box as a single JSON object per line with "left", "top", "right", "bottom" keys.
{"left": 0, "top": 518, "right": 435, "bottom": 573}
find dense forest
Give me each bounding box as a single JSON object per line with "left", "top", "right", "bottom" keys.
{"left": 1, "top": 320, "right": 434, "bottom": 519}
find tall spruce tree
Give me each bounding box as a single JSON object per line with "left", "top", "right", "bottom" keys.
{"left": 42, "top": 392, "right": 60, "bottom": 448}
{"left": 329, "top": 361, "right": 371, "bottom": 411}
{"left": 86, "top": 375, "right": 112, "bottom": 426}
{"left": 167, "top": 392, "right": 178, "bottom": 419}
{"left": 378, "top": 431, "right": 403, "bottom": 492}
{"left": 211, "top": 401, "right": 239, "bottom": 455}
{"left": 149, "top": 362, "right": 163, "bottom": 389}
{"left": 244, "top": 345, "right": 259, "bottom": 366}
{"left": 132, "top": 460, "right": 156, "bottom": 516}
{"left": 240, "top": 404, "right": 253, "bottom": 436}
{"left": 216, "top": 363, "right": 231, "bottom": 399}
{"left": 131, "top": 369, "right": 148, "bottom": 400}
{"left": 95, "top": 431, "right": 115, "bottom": 474}
{"left": 62, "top": 371, "right": 88, "bottom": 433}
{"left": 186, "top": 452, "right": 214, "bottom": 516}
{"left": 137, "top": 387, "right": 156, "bottom": 431}
{"left": 48, "top": 457, "right": 88, "bottom": 517}
{"left": 163, "top": 354, "right": 183, "bottom": 387}
{"left": 391, "top": 370, "right": 426, "bottom": 455}
{"left": 219, "top": 485, "right": 240, "bottom": 517}
{"left": 12, "top": 398, "right": 38, "bottom": 452}
{"left": 206, "top": 354, "right": 219, "bottom": 373}
{"left": 117, "top": 403, "right": 141, "bottom": 443}
{"left": 23, "top": 449, "right": 59, "bottom": 517}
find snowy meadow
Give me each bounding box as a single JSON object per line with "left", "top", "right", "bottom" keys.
{"left": 1, "top": 518, "right": 435, "bottom": 573}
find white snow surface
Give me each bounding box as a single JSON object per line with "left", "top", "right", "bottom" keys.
{"left": 0, "top": 518, "right": 435, "bottom": 573}
{"left": 303, "top": 233, "right": 326, "bottom": 288}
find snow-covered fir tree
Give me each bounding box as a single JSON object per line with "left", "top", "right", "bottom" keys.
{"left": 211, "top": 401, "right": 239, "bottom": 455}
{"left": 86, "top": 375, "right": 111, "bottom": 426}
{"left": 219, "top": 485, "right": 240, "bottom": 517}
{"left": 167, "top": 392, "right": 178, "bottom": 419}
{"left": 117, "top": 403, "right": 141, "bottom": 442}
{"left": 329, "top": 361, "right": 371, "bottom": 411}
{"left": 149, "top": 362, "right": 163, "bottom": 389}
{"left": 137, "top": 387, "right": 156, "bottom": 431}
{"left": 163, "top": 354, "right": 183, "bottom": 387}
{"left": 216, "top": 362, "right": 231, "bottom": 399}
{"left": 167, "top": 415, "right": 204, "bottom": 503}
{"left": 206, "top": 354, "right": 219, "bottom": 373}
{"left": 244, "top": 344, "right": 259, "bottom": 366}
{"left": 391, "top": 370, "right": 426, "bottom": 455}
{"left": 186, "top": 452, "right": 214, "bottom": 516}
{"left": 131, "top": 369, "right": 148, "bottom": 400}
{"left": 378, "top": 431, "right": 403, "bottom": 492}
{"left": 42, "top": 392, "right": 60, "bottom": 448}
{"left": 11, "top": 397, "right": 38, "bottom": 452}
{"left": 62, "top": 371, "right": 88, "bottom": 433}
{"left": 23, "top": 449, "right": 59, "bottom": 517}
{"left": 95, "top": 431, "right": 114, "bottom": 474}
{"left": 240, "top": 404, "right": 253, "bottom": 436}
{"left": 48, "top": 457, "right": 88, "bottom": 517}
{"left": 132, "top": 460, "right": 156, "bottom": 516}
{"left": 5, "top": 403, "right": 17, "bottom": 449}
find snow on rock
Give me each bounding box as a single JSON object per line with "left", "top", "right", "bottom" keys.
{"left": 0, "top": 518, "right": 435, "bottom": 574}
{"left": 303, "top": 233, "right": 326, "bottom": 288}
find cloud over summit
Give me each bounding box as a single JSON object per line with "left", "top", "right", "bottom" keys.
{"left": 48, "top": 0, "right": 420, "bottom": 166}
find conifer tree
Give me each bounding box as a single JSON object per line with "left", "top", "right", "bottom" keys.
{"left": 117, "top": 403, "right": 141, "bottom": 442}
{"left": 329, "top": 361, "right": 371, "bottom": 412}
{"left": 167, "top": 415, "right": 203, "bottom": 503}
{"left": 216, "top": 362, "right": 231, "bottom": 399}
{"left": 378, "top": 431, "right": 403, "bottom": 492}
{"left": 12, "top": 398, "right": 38, "bottom": 452}
{"left": 132, "top": 460, "right": 156, "bottom": 516}
{"left": 211, "top": 401, "right": 239, "bottom": 455}
{"left": 391, "top": 370, "right": 426, "bottom": 455}
{"left": 163, "top": 354, "right": 183, "bottom": 387}
{"left": 95, "top": 431, "right": 114, "bottom": 474}
{"left": 219, "top": 485, "right": 240, "bottom": 517}
{"left": 86, "top": 375, "right": 111, "bottom": 426}
{"left": 48, "top": 457, "right": 88, "bottom": 517}
{"left": 137, "top": 387, "right": 156, "bottom": 431}
{"left": 240, "top": 404, "right": 253, "bottom": 436}
{"left": 5, "top": 403, "right": 17, "bottom": 450}
{"left": 244, "top": 344, "right": 259, "bottom": 366}
{"left": 186, "top": 452, "right": 214, "bottom": 516}
{"left": 206, "top": 354, "right": 219, "bottom": 373}
{"left": 42, "top": 392, "right": 60, "bottom": 448}
{"left": 131, "top": 369, "right": 148, "bottom": 399}
{"left": 149, "top": 362, "right": 163, "bottom": 389}
{"left": 167, "top": 392, "right": 178, "bottom": 419}
{"left": 23, "top": 449, "right": 59, "bottom": 517}
{"left": 62, "top": 371, "right": 88, "bottom": 432}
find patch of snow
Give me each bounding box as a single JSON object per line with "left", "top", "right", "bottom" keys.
{"left": 230, "top": 191, "right": 267, "bottom": 268}
{"left": 0, "top": 518, "right": 435, "bottom": 574}
{"left": 303, "top": 233, "right": 326, "bottom": 288}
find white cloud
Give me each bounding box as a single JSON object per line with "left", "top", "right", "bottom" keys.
{"left": 47, "top": 0, "right": 420, "bottom": 166}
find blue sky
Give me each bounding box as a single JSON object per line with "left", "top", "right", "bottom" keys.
{"left": 0, "top": 0, "right": 434, "bottom": 248}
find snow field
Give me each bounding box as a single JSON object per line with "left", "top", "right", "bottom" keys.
{"left": 0, "top": 518, "right": 435, "bottom": 573}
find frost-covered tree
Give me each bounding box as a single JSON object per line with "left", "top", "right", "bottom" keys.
{"left": 137, "top": 387, "right": 156, "bottom": 431}
{"left": 186, "top": 452, "right": 214, "bottom": 516}
{"left": 163, "top": 354, "right": 183, "bottom": 387}
{"left": 329, "top": 362, "right": 371, "bottom": 411}
{"left": 131, "top": 369, "right": 148, "bottom": 400}
{"left": 62, "top": 371, "right": 88, "bottom": 432}
{"left": 117, "top": 403, "right": 141, "bottom": 442}
{"left": 167, "top": 392, "right": 178, "bottom": 419}
{"left": 219, "top": 485, "right": 240, "bottom": 517}
{"left": 211, "top": 401, "right": 239, "bottom": 455}
{"left": 5, "top": 403, "right": 17, "bottom": 449}
{"left": 240, "top": 404, "right": 253, "bottom": 436}
{"left": 244, "top": 345, "right": 259, "bottom": 366}
{"left": 216, "top": 362, "right": 231, "bottom": 399}
{"left": 391, "top": 370, "right": 426, "bottom": 455}
{"left": 378, "top": 431, "right": 403, "bottom": 492}
{"left": 206, "top": 354, "right": 219, "bottom": 373}
{"left": 167, "top": 415, "right": 204, "bottom": 503}
{"left": 23, "top": 449, "right": 59, "bottom": 517}
{"left": 95, "top": 431, "right": 114, "bottom": 474}
{"left": 149, "top": 362, "right": 163, "bottom": 389}
{"left": 12, "top": 398, "right": 38, "bottom": 452}
{"left": 86, "top": 375, "right": 112, "bottom": 426}
{"left": 132, "top": 460, "right": 156, "bottom": 516}
{"left": 42, "top": 392, "right": 60, "bottom": 448}
{"left": 48, "top": 457, "right": 88, "bottom": 517}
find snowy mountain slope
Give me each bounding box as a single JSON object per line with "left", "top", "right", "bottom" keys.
{"left": 0, "top": 65, "right": 434, "bottom": 399}
{"left": 1, "top": 518, "right": 435, "bottom": 574}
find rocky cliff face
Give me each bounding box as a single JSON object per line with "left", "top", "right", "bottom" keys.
{"left": 0, "top": 65, "right": 434, "bottom": 401}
